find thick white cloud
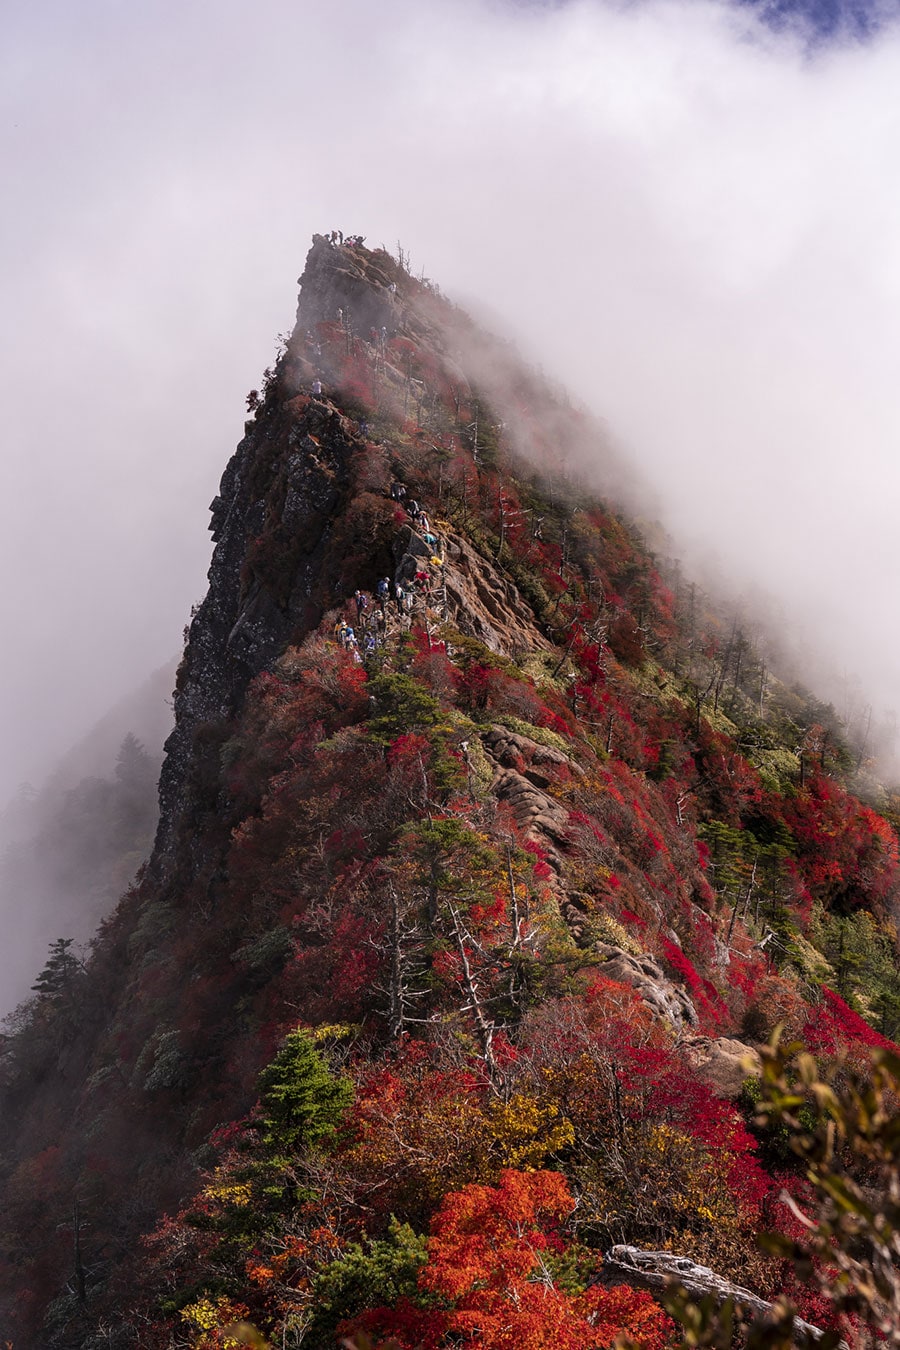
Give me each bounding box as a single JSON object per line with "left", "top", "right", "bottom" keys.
{"left": 3, "top": 0, "right": 900, "bottom": 810}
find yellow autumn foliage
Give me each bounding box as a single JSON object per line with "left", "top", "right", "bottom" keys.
{"left": 488, "top": 1091, "right": 575, "bottom": 1169}
{"left": 200, "top": 1168, "right": 252, "bottom": 1208}
{"left": 180, "top": 1295, "right": 251, "bottom": 1346}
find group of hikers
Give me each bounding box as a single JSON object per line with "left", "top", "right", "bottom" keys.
{"left": 331, "top": 475, "right": 447, "bottom": 662}
{"left": 332, "top": 576, "right": 421, "bottom": 664}
{"left": 300, "top": 337, "right": 447, "bottom": 656}
{"left": 332, "top": 612, "right": 377, "bottom": 662}
{"left": 326, "top": 230, "right": 366, "bottom": 247}
{"left": 390, "top": 481, "right": 441, "bottom": 556}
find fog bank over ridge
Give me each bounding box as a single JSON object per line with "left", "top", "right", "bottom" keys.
{"left": 3, "top": 0, "right": 900, "bottom": 807}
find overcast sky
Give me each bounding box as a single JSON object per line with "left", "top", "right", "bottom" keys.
{"left": 3, "top": 0, "right": 900, "bottom": 808}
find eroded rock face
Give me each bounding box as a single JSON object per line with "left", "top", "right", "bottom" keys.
{"left": 593, "top": 941, "right": 699, "bottom": 1030}
{"left": 295, "top": 235, "right": 402, "bottom": 341}
{"left": 491, "top": 765, "right": 570, "bottom": 840}
{"left": 392, "top": 523, "right": 552, "bottom": 657}
{"left": 681, "top": 1035, "right": 760, "bottom": 1098}
{"left": 558, "top": 893, "right": 592, "bottom": 941}
{"left": 482, "top": 725, "right": 581, "bottom": 787}
{"left": 441, "top": 531, "right": 551, "bottom": 654}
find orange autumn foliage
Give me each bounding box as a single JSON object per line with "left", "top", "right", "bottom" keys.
{"left": 346, "top": 1170, "right": 670, "bottom": 1350}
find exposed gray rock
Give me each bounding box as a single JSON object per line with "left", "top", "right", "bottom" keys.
{"left": 560, "top": 891, "right": 607, "bottom": 942}
{"left": 296, "top": 234, "right": 401, "bottom": 340}
{"left": 597, "top": 1245, "right": 841, "bottom": 1347}
{"left": 440, "top": 530, "right": 552, "bottom": 653}
{"left": 394, "top": 524, "right": 433, "bottom": 572}
{"left": 226, "top": 581, "right": 291, "bottom": 669}
{"left": 152, "top": 236, "right": 553, "bottom": 903}
{"left": 490, "top": 766, "right": 570, "bottom": 841}
{"left": 154, "top": 396, "right": 357, "bottom": 880}
{"left": 482, "top": 724, "right": 582, "bottom": 788}
{"left": 594, "top": 941, "right": 698, "bottom": 1029}
{"left": 390, "top": 520, "right": 551, "bottom": 658}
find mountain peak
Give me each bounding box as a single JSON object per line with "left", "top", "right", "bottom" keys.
{"left": 2, "top": 234, "right": 899, "bottom": 1349}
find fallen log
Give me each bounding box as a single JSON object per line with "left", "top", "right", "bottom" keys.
{"left": 597, "top": 1244, "right": 844, "bottom": 1347}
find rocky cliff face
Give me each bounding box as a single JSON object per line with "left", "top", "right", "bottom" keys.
{"left": 154, "top": 239, "right": 409, "bottom": 876}
{"left": 154, "top": 393, "right": 357, "bottom": 876}
{"left": 295, "top": 234, "right": 404, "bottom": 338}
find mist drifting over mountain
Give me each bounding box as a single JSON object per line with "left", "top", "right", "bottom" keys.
{"left": 3, "top": 0, "right": 900, "bottom": 804}
{"left": 5, "top": 219, "right": 900, "bottom": 1348}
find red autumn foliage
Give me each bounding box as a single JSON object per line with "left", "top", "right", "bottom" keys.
{"left": 782, "top": 774, "right": 900, "bottom": 913}
{"left": 803, "top": 987, "right": 900, "bottom": 1057}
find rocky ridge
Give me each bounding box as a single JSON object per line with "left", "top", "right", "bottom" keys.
{"left": 154, "top": 233, "right": 738, "bottom": 1057}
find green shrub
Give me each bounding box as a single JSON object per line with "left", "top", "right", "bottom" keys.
{"left": 306, "top": 1218, "right": 429, "bottom": 1346}
{"left": 366, "top": 672, "right": 446, "bottom": 743}
{"left": 257, "top": 1030, "right": 353, "bottom": 1156}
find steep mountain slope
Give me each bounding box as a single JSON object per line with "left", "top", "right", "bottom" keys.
{"left": 2, "top": 236, "right": 899, "bottom": 1349}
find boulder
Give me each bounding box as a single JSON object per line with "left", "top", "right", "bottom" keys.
{"left": 682, "top": 1035, "right": 760, "bottom": 1098}
{"left": 482, "top": 724, "right": 582, "bottom": 788}
{"left": 490, "top": 766, "right": 569, "bottom": 843}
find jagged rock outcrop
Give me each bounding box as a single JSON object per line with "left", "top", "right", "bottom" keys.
{"left": 598, "top": 1245, "right": 841, "bottom": 1347}
{"left": 296, "top": 234, "right": 405, "bottom": 341}
{"left": 558, "top": 891, "right": 594, "bottom": 941}
{"left": 476, "top": 723, "right": 577, "bottom": 876}
{"left": 593, "top": 942, "right": 699, "bottom": 1029}
{"left": 153, "top": 241, "right": 452, "bottom": 881}
{"left": 439, "top": 530, "right": 552, "bottom": 654}
{"left": 153, "top": 236, "right": 557, "bottom": 885}
{"left": 491, "top": 765, "right": 570, "bottom": 841}
{"left": 392, "top": 521, "right": 552, "bottom": 657}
